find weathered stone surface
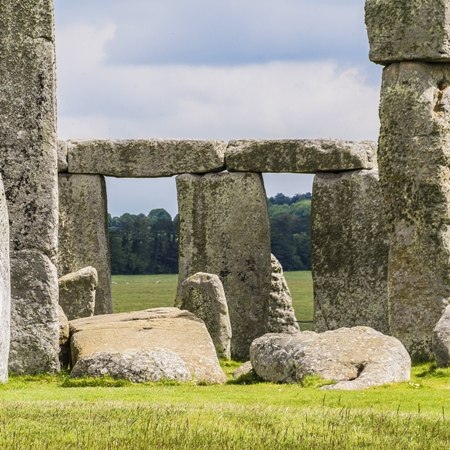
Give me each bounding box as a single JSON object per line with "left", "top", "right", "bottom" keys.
{"left": 365, "top": 0, "right": 450, "bottom": 64}
{"left": 58, "top": 305, "right": 70, "bottom": 368}
{"left": 177, "top": 272, "right": 232, "bottom": 359}
{"left": 0, "top": 177, "right": 10, "bottom": 383}
{"left": 433, "top": 305, "right": 450, "bottom": 367}
{"left": 226, "top": 140, "right": 376, "bottom": 173}
{"left": 59, "top": 174, "right": 112, "bottom": 315}
{"left": 57, "top": 140, "right": 68, "bottom": 172}
{"left": 59, "top": 267, "right": 98, "bottom": 320}
{"left": 267, "top": 255, "right": 299, "bottom": 334}
{"left": 379, "top": 62, "right": 450, "bottom": 360}
{"left": 232, "top": 361, "right": 253, "bottom": 380}
{"left": 67, "top": 139, "right": 226, "bottom": 177}
{"left": 250, "top": 327, "right": 411, "bottom": 390}
{"left": 312, "top": 169, "right": 389, "bottom": 334}
{"left": 0, "top": 0, "right": 60, "bottom": 373}
{"left": 71, "top": 350, "right": 191, "bottom": 383}
{"left": 69, "top": 308, "right": 226, "bottom": 384}
{"left": 177, "top": 172, "right": 271, "bottom": 360}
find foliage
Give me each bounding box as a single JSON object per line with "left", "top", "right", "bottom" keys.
{"left": 109, "top": 193, "right": 312, "bottom": 275}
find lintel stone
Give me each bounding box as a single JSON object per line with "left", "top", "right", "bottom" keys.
{"left": 67, "top": 139, "right": 226, "bottom": 177}
{"left": 226, "top": 140, "right": 376, "bottom": 173}
{"left": 366, "top": 0, "right": 450, "bottom": 64}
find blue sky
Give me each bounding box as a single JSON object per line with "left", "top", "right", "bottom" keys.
{"left": 54, "top": 0, "right": 381, "bottom": 217}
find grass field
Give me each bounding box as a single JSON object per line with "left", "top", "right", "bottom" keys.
{"left": 112, "top": 271, "right": 314, "bottom": 325}
{"left": 1, "top": 272, "right": 448, "bottom": 448}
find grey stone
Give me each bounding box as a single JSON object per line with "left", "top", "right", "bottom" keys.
{"left": 250, "top": 327, "right": 411, "bottom": 390}
{"left": 267, "top": 255, "right": 299, "bottom": 334}
{"left": 177, "top": 272, "right": 232, "bottom": 360}
{"left": 226, "top": 140, "right": 376, "bottom": 173}
{"left": 433, "top": 306, "right": 450, "bottom": 367}
{"left": 59, "top": 267, "right": 98, "bottom": 320}
{"left": 59, "top": 174, "right": 112, "bottom": 315}
{"left": 0, "top": 176, "right": 10, "bottom": 383}
{"left": 365, "top": 0, "right": 450, "bottom": 64}
{"left": 312, "top": 169, "right": 389, "bottom": 334}
{"left": 379, "top": 62, "right": 450, "bottom": 360}
{"left": 57, "top": 140, "right": 68, "bottom": 173}
{"left": 232, "top": 361, "right": 253, "bottom": 380}
{"left": 0, "top": 0, "right": 60, "bottom": 373}
{"left": 57, "top": 305, "right": 70, "bottom": 369}
{"left": 67, "top": 139, "right": 226, "bottom": 177}
{"left": 71, "top": 349, "right": 191, "bottom": 383}
{"left": 69, "top": 307, "right": 227, "bottom": 384}
{"left": 177, "top": 172, "right": 271, "bottom": 360}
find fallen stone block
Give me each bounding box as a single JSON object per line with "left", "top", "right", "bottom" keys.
{"left": 250, "top": 327, "right": 411, "bottom": 390}
{"left": 69, "top": 307, "right": 226, "bottom": 384}
{"left": 365, "top": 0, "right": 450, "bottom": 64}
{"left": 226, "top": 140, "right": 376, "bottom": 173}
{"left": 267, "top": 255, "right": 299, "bottom": 334}
{"left": 177, "top": 272, "right": 232, "bottom": 360}
{"left": 312, "top": 169, "right": 389, "bottom": 334}
{"left": 67, "top": 139, "right": 226, "bottom": 177}
{"left": 59, "top": 267, "right": 98, "bottom": 320}
{"left": 433, "top": 305, "right": 450, "bottom": 367}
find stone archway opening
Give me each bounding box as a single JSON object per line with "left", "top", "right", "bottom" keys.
{"left": 106, "top": 177, "right": 179, "bottom": 313}
{"left": 262, "top": 173, "right": 314, "bottom": 330}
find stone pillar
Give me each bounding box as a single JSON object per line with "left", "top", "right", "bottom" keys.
{"left": 0, "top": 0, "right": 60, "bottom": 373}
{"left": 312, "top": 169, "right": 389, "bottom": 334}
{"left": 59, "top": 174, "right": 112, "bottom": 315}
{"left": 177, "top": 172, "right": 271, "bottom": 360}
{"left": 366, "top": 1, "right": 450, "bottom": 360}
{"left": 0, "top": 177, "right": 10, "bottom": 382}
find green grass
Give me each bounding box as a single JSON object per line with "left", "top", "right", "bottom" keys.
{"left": 0, "top": 365, "right": 449, "bottom": 449}
{"left": 112, "top": 271, "right": 314, "bottom": 326}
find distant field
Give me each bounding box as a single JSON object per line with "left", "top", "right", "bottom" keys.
{"left": 111, "top": 271, "right": 314, "bottom": 327}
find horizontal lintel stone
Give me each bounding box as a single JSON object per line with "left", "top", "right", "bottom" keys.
{"left": 226, "top": 139, "right": 376, "bottom": 173}
{"left": 67, "top": 139, "right": 226, "bottom": 177}
{"left": 365, "top": 0, "right": 450, "bottom": 64}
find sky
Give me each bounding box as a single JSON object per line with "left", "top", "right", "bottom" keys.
{"left": 54, "top": 0, "right": 382, "bottom": 217}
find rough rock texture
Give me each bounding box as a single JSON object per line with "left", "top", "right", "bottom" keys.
{"left": 177, "top": 172, "right": 271, "bottom": 360}
{"left": 0, "top": 177, "right": 10, "bottom": 382}
{"left": 312, "top": 169, "right": 389, "bottom": 334}
{"left": 365, "top": 0, "right": 450, "bottom": 64}
{"left": 59, "top": 174, "right": 112, "bottom": 315}
{"left": 267, "top": 255, "right": 299, "bottom": 334}
{"left": 67, "top": 139, "right": 226, "bottom": 177}
{"left": 177, "top": 272, "right": 232, "bottom": 359}
{"left": 0, "top": 0, "right": 60, "bottom": 373}
{"left": 69, "top": 308, "right": 226, "bottom": 384}
{"left": 433, "top": 305, "right": 450, "bottom": 367}
{"left": 226, "top": 140, "right": 376, "bottom": 173}
{"left": 232, "top": 361, "right": 253, "bottom": 380}
{"left": 71, "top": 350, "right": 191, "bottom": 383}
{"left": 57, "top": 140, "right": 68, "bottom": 172}
{"left": 59, "top": 267, "right": 98, "bottom": 320}
{"left": 58, "top": 305, "right": 70, "bottom": 368}
{"left": 379, "top": 62, "right": 450, "bottom": 360}
{"left": 250, "top": 327, "right": 411, "bottom": 390}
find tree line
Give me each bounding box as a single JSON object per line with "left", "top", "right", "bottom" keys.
{"left": 108, "top": 193, "right": 311, "bottom": 275}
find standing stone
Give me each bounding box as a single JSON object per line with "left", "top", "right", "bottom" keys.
{"left": 379, "top": 63, "right": 450, "bottom": 360}
{"left": 177, "top": 272, "right": 232, "bottom": 359}
{"left": 59, "top": 267, "right": 98, "bottom": 320}
{"left": 0, "top": 177, "right": 10, "bottom": 382}
{"left": 312, "top": 169, "right": 389, "bottom": 334}
{"left": 433, "top": 305, "right": 450, "bottom": 367}
{"left": 0, "top": 0, "right": 60, "bottom": 373}
{"left": 59, "top": 174, "right": 112, "bottom": 315}
{"left": 267, "top": 255, "right": 299, "bottom": 334}
{"left": 177, "top": 172, "right": 271, "bottom": 360}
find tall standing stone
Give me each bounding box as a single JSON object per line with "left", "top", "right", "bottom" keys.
{"left": 312, "top": 169, "right": 389, "bottom": 334}
{"left": 0, "top": 177, "right": 10, "bottom": 382}
{"left": 59, "top": 174, "right": 112, "bottom": 315}
{"left": 177, "top": 172, "right": 271, "bottom": 360}
{"left": 0, "top": 0, "right": 60, "bottom": 372}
